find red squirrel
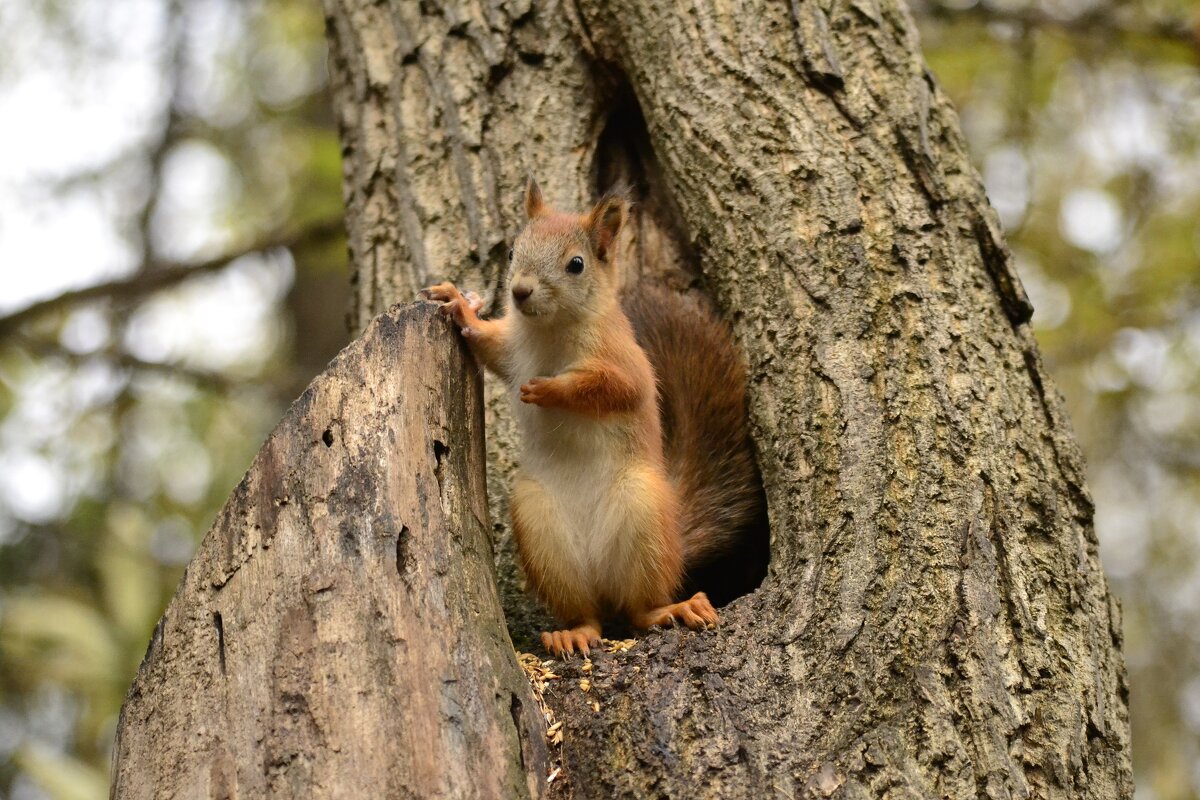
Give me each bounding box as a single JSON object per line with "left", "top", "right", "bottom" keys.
{"left": 422, "top": 180, "right": 766, "bottom": 657}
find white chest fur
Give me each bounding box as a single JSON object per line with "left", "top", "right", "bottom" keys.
{"left": 506, "top": 326, "right": 643, "bottom": 598}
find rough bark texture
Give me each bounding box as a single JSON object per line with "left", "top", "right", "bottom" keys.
{"left": 317, "top": 0, "right": 1132, "bottom": 797}
{"left": 111, "top": 0, "right": 1132, "bottom": 797}
{"left": 110, "top": 305, "right": 548, "bottom": 799}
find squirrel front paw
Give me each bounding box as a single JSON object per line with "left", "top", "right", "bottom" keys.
{"left": 520, "top": 376, "right": 557, "bottom": 406}
{"left": 441, "top": 298, "right": 472, "bottom": 328}
{"left": 420, "top": 282, "right": 484, "bottom": 331}
{"left": 420, "top": 281, "right": 462, "bottom": 304}
{"left": 460, "top": 290, "right": 484, "bottom": 314}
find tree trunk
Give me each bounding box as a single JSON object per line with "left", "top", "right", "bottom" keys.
{"left": 111, "top": 0, "right": 1132, "bottom": 797}
{"left": 110, "top": 306, "right": 547, "bottom": 798}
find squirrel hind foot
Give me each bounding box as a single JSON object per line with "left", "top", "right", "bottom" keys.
{"left": 634, "top": 592, "right": 719, "bottom": 631}
{"left": 541, "top": 623, "right": 602, "bottom": 658}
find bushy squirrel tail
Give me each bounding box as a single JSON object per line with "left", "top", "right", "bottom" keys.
{"left": 623, "top": 286, "right": 769, "bottom": 603}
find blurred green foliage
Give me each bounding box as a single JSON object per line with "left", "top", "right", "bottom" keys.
{"left": 0, "top": 1, "right": 345, "bottom": 798}
{"left": 0, "top": 0, "right": 1196, "bottom": 798}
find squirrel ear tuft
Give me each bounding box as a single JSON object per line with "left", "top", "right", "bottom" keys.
{"left": 524, "top": 177, "right": 546, "bottom": 219}
{"left": 585, "top": 191, "right": 628, "bottom": 262}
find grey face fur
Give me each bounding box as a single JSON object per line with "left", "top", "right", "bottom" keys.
{"left": 507, "top": 219, "right": 607, "bottom": 324}
{"left": 506, "top": 179, "right": 626, "bottom": 325}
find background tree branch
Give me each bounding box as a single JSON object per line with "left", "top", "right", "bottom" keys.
{"left": 0, "top": 218, "right": 344, "bottom": 339}
{"left": 917, "top": 0, "right": 1199, "bottom": 52}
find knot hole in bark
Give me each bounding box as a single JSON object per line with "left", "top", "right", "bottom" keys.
{"left": 212, "top": 612, "right": 226, "bottom": 675}
{"left": 432, "top": 439, "right": 449, "bottom": 490}
{"left": 395, "top": 524, "right": 415, "bottom": 584}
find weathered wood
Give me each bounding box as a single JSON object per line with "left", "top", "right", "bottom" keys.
{"left": 110, "top": 303, "right": 547, "bottom": 799}
{"left": 317, "top": 0, "right": 1132, "bottom": 798}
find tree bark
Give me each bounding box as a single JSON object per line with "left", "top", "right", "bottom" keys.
{"left": 111, "top": 0, "right": 1132, "bottom": 797}
{"left": 110, "top": 305, "right": 547, "bottom": 799}
{"left": 320, "top": 0, "right": 1133, "bottom": 796}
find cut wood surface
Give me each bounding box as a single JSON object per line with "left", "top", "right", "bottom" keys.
{"left": 110, "top": 303, "right": 547, "bottom": 799}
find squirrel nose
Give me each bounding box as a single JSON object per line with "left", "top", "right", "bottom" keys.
{"left": 511, "top": 285, "right": 533, "bottom": 304}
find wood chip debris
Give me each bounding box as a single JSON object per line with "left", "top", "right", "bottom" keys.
{"left": 517, "top": 652, "right": 565, "bottom": 782}
{"left": 517, "top": 639, "right": 639, "bottom": 786}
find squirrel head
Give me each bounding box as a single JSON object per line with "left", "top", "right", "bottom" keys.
{"left": 506, "top": 178, "right": 628, "bottom": 325}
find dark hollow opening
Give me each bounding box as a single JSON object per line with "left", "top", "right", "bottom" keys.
{"left": 595, "top": 79, "right": 771, "bottom": 608}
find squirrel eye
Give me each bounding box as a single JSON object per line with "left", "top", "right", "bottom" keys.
{"left": 507, "top": 246, "right": 514, "bottom": 263}
{"left": 566, "top": 256, "right": 584, "bottom": 275}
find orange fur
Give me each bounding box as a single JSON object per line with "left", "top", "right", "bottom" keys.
{"left": 519, "top": 359, "right": 641, "bottom": 416}
{"left": 422, "top": 281, "right": 512, "bottom": 379}
{"left": 623, "top": 287, "right": 769, "bottom": 604}
{"left": 421, "top": 180, "right": 764, "bottom": 657}
{"left": 584, "top": 194, "right": 626, "bottom": 260}
{"left": 620, "top": 465, "right": 683, "bottom": 614}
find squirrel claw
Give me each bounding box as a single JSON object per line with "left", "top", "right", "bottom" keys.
{"left": 461, "top": 290, "right": 485, "bottom": 314}
{"left": 438, "top": 298, "right": 475, "bottom": 331}
{"left": 420, "top": 281, "right": 463, "bottom": 304}
{"left": 542, "top": 625, "right": 602, "bottom": 658}
{"left": 635, "top": 592, "right": 719, "bottom": 632}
